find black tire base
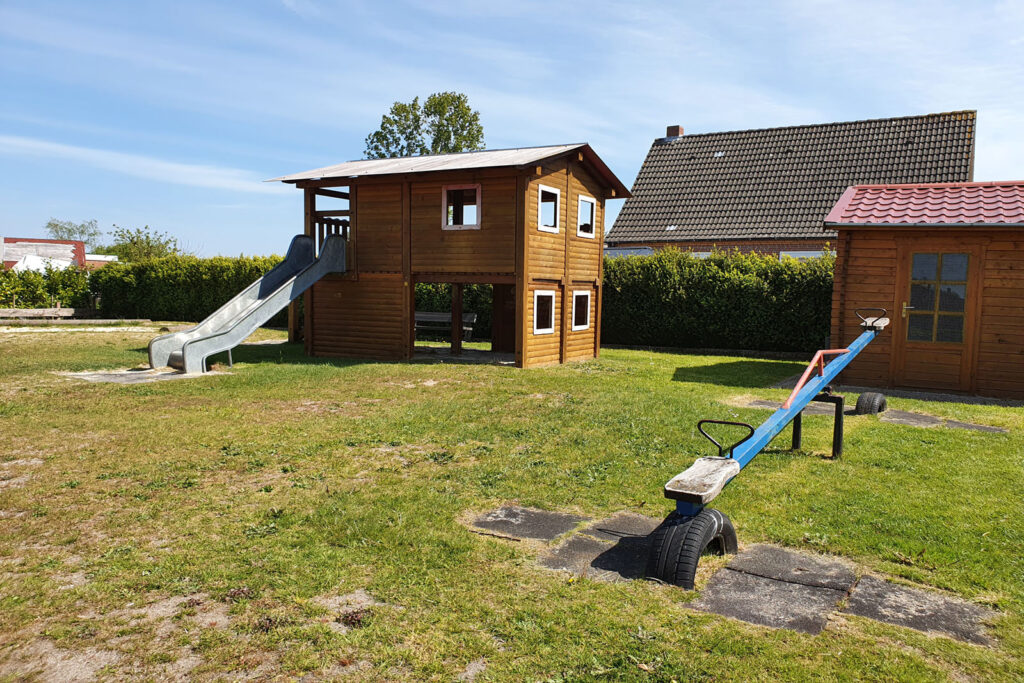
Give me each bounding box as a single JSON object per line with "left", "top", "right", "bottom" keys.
{"left": 854, "top": 391, "right": 887, "bottom": 415}
{"left": 645, "top": 508, "right": 737, "bottom": 589}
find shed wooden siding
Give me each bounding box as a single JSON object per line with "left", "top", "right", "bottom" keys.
{"left": 832, "top": 228, "right": 1024, "bottom": 398}
{"left": 830, "top": 233, "right": 897, "bottom": 386}
{"left": 977, "top": 235, "right": 1024, "bottom": 396}
{"left": 410, "top": 176, "right": 517, "bottom": 274}
{"left": 309, "top": 275, "right": 406, "bottom": 360}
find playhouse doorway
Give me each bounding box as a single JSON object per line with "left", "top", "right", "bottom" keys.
{"left": 412, "top": 280, "right": 516, "bottom": 364}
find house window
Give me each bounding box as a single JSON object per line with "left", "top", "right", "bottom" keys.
{"left": 533, "top": 290, "right": 555, "bottom": 334}
{"left": 780, "top": 250, "right": 836, "bottom": 262}
{"left": 571, "top": 290, "right": 591, "bottom": 331}
{"left": 538, "top": 184, "right": 560, "bottom": 233}
{"left": 443, "top": 184, "right": 481, "bottom": 230}
{"left": 577, "top": 196, "right": 596, "bottom": 238}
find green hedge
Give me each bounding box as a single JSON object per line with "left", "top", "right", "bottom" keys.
{"left": 601, "top": 249, "right": 834, "bottom": 352}
{"left": 0, "top": 266, "right": 91, "bottom": 309}
{"left": 90, "top": 255, "right": 286, "bottom": 323}
{"left": 415, "top": 283, "right": 493, "bottom": 339}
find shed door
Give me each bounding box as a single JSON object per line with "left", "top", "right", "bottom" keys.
{"left": 893, "top": 242, "right": 982, "bottom": 392}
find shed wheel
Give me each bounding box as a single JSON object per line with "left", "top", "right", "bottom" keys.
{"left": 645, "top": 509, "right": 737, "bottom": 589}
{"left": 855, "top": 391, "right": 887, "bottom": 415}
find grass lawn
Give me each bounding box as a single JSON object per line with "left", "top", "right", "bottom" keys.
{"left": 1, "top": 325, "right": 1022, "bottom": 681}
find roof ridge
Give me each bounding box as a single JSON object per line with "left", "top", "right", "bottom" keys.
{"left": 658, "top": 111, "right": 976, "bottom": 142}
{"left": 340, "top": 142, "right": 587, "bottom": 164}
{"left": 850, "top": 180, "right": 1024, "bottom": 190}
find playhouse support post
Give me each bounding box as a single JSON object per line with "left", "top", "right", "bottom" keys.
{"left": 451, "top": 283, "right": 463, "bottom": 355}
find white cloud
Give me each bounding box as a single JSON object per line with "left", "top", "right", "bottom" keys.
{"left": 0, "top": 135, "right": 289, "bottom": 195}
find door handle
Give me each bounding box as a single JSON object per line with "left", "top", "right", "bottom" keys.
{"left": 901, "top": 302, "right": 915, "bottom": 319}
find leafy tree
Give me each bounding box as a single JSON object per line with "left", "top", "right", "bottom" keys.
{"left": 94, "top": 225, "right": 184, "bottom": 262}
{"left": 44, "top": 218, "right": 103, "bottom": 250}
{"left": 365, "top": 92, "right": 484, "bottom": 159}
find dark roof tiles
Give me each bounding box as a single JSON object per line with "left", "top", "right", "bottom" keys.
{"left": 609, "top": 111, "right": 976, "bottom": 243}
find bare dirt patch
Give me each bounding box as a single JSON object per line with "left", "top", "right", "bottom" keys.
{"left": 0, "top": 639, "right": 121, "bottom": 682}
{"left": 311, "top": 588, "right": 388, "bottom": 634}
{"left": 0, "top": 474, "right": 31, "bottom": 490}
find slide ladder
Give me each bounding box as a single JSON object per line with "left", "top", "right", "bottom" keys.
{"left": 148, "top": 234, "right": 346, "bottom": 374}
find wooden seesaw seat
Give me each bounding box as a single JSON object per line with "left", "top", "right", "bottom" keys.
{"left": 664, "top": 457, "right": 741, "bottom": 504}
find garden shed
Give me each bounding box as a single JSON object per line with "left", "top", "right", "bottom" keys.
{"left": 271, "top": 144, "right": 630, "bottom": 368}
{"left": 826, "top": 181, "right": 1024, "bottom": 398}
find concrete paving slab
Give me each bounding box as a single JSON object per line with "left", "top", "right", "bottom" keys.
{"left": 727, "top": 544, "right": 856, "bottom": 591}
{"left": 879, "top": 410, "right": 944, "bottom": 428}
{"left": 692, "top": 569, "right": 845, "bottom": 634}
{"left": 580, "top": 512, "right": 661, "bottom": 542}
{"left": 844, "top": 575, "right": 995, "bottom": 644}
{"left": 943, "top": 419, "right": 1007, "bottom": 433}
{"left": 539, "top": 534, "right": 649, "bottom": 582}
{"left": 471, "top": 506, "right": 588, "bottom": 541}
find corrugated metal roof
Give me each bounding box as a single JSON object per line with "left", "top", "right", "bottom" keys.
{"left": 826, "top": 181, "right": 1024, "bottom": 226}
{"left": 608, "top": 111, "right": 976, "bottom": 244}
{"left": 270, "top": 144, "right": 587, "bottom": 182}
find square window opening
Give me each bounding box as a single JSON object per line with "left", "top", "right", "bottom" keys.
{"left": 577, "top": 196, "right": 596, "bottom": 238}
{"left": 443, "top": 185, "right": 481, "bottom": 230}
{"left": 533, "top": 290, "right": 555, "bottom": 335}
{"left": 572, "top": 291, "right": 591, "bottom": 331}
{"left": 538, "top": 185, "right": 560, "bottom": 233}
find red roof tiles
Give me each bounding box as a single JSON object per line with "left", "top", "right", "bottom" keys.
{"left": 826, "top": 181, "right": 1024, "bottom": 226}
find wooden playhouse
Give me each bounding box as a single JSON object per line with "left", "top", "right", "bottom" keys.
{"left": 826, "top": 181, "right": 1024, "bottom": 398}
{"left": 271, "top": 145, "right": 630, "bottom": 368}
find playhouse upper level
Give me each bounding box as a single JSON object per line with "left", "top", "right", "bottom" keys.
{"left": 272, "top": 144, "right": 630, "bottom": 367}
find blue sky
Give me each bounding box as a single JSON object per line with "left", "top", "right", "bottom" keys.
{"left": 2, "top": 0, "right": 1022, "bottom": 256}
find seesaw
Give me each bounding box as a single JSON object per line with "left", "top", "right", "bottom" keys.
{"left": 645, "top": 309, "right": 890, "bottom": 588}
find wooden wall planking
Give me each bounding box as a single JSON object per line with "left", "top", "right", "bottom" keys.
{"left": 309, "top": 275, "right": 406, "bottom": 360}
{"left": 410, "top": 176, "right": 517, "bottom": 274}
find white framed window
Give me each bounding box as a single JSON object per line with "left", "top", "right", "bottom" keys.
{"left": 576, "top": 196, "right": 596, "bottom": 238}
{"left": 571, "top": 290, "right": 591, "bottom": 331}
{"left": 533, "top": 290, "right": 555, "bottom": 334}
{"left": 537, "top": 184, "right": 560, "bottom": 233}
{"left": 442, "top": 184, "right": 481, "bottom": 230}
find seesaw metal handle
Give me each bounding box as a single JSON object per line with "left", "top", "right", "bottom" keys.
{"left": 855, "top": 307, "right": 887, "bottom": 323}
{"left": 697, "top": 419, "right": 755, "bottom": 459}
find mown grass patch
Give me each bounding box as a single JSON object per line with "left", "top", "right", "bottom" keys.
{"left": 0, "top": 326, "right": 1021, "bottom": 680}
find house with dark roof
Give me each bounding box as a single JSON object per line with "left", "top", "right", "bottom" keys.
{"left": 608, "top": 111, "right": 976, "bottom": 257}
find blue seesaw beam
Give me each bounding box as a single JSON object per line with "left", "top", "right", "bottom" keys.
{"left": 663, "top": 314, "right": 889, "bottom": 517}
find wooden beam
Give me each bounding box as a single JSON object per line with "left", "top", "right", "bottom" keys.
{"left": 314, "top": 210, "right": 351, "bottom": 218}
{"left": 515, "top": 173, "right": 528, "bottom": 368}
{"left": 451, "top": 283, "right": 463, "bottom": 356}
{"left": 315, "top": 188, "right": 350, "bottom": 200}
{"left": 413, "top": 272, "right": 515, "bottom": 285}
{"left": 402, "top": 180, "right": 413, "bottom": 360}
{"left": 300, "top": 188, "right": 315, "bottom": 350}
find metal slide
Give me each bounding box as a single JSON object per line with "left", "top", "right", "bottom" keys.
{"left": 646, "top": 310, "right": 891, "bottom": 589}
{"left": 148, "top": 234, "right": 346, "bottom": 374}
